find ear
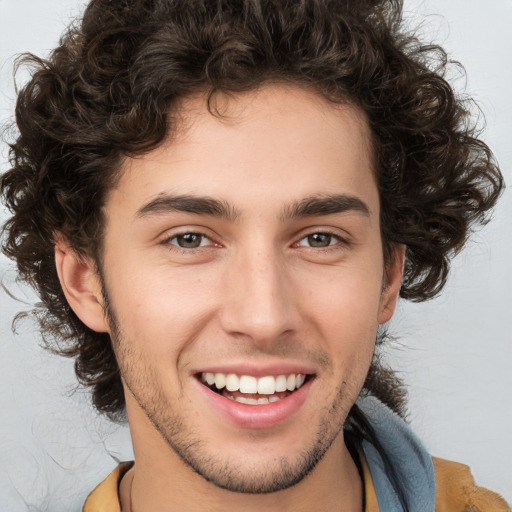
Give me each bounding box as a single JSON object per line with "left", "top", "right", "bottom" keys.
{"left": 378, "top": 244, "right": 405, "bottom": 324}
{"left": 54, "top": 235, "right": 110, "bottom": 333}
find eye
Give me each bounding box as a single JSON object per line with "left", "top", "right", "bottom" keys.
{"left": 167, "top": 232, "right": 212, "bottom": 249}
{"left": 297, "top": 232, "right": 341, "bottom": 248}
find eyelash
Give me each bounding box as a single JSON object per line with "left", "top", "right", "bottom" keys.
{"left": 164, "top": 232, "right": 217, "bottom": 251}
{"left": 162, "top": 230, "right": 348, "bottom": 253}
{"left": 295, "top": 231, "right": 347, "bottom": 249}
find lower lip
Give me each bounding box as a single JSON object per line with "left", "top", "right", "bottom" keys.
{"left": 196, "top": 378, "right": 313, "bottom": 429}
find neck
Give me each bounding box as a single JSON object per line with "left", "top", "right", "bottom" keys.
{"left": 120, "top": 420, "right": 363, "bottom": 512}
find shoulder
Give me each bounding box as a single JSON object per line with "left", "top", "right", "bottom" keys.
{"left": 433, "top": 457, "right": 511, "bottom": 512}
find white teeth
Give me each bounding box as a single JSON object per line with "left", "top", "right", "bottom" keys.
{"left": 286, "top": 374, "right": 296, "bottom": 391}
{"left": 214, "top": 373, "right": 226, "bottom": 389}
{"left": 257, "top": 375, "right": 276, "bottom": 395}
{"left": 239, "top": 375, "right": 258, "bottom": 393}
{"left": 232, "top": 396, "right": 275, "bottom": 405}
{"left": 235, "top": 397, "right": 259, "bottom": 405}
{"left": 275, "top": 375, "right": 287, "bottom": 392}
{"left": 203, "top": 372, "right": 307, "bottom": 395}
{"left": 225, "top": 374, "right": 239, "bottom": 392}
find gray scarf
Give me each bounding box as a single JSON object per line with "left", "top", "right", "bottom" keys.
{"left": 357, "top": 396, "right": 436, "bottom": 511}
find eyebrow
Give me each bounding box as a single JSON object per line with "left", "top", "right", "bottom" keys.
{"left": 135, "top": 194, "right": 241, "bottom": 221}
{"left": 135, "top": 192, "right": 370, "bottom": 222}
{"left": 280, "top": 194, "right": 370, "bottom": 220}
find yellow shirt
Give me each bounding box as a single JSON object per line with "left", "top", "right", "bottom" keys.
{"left": 83, "top": 457, "right": 510, "bottom": 511}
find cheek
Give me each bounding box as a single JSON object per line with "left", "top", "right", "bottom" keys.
{"left": 299, "top": 263, "right": 383, "bottom": 356}
{"left": 105, "top": 263, "right": 219, "bottom": 355}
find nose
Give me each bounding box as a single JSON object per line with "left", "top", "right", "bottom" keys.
{"left": 218, "top": 247, "right": 300, "bottom": 346}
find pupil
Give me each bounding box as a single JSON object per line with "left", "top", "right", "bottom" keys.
{"left": 309, "top": 233, "right": 331, "bottom": 247}
{"left": 179, "top": 233, "right": 201, "bottom": 248}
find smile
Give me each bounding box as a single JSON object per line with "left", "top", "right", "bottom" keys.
{"left": 200, "top": 372, "right": 307, "bottom": 405}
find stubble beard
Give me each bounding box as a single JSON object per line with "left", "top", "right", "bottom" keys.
{"left": 123, "top": 370, "right": 352, "bottom": 494}
{"left": 104, "top": 297, "right": 359, "bottom": 494}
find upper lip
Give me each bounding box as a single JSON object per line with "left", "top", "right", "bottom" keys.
{"left": 192, "top": 362, "right": 316, "bottom": 378}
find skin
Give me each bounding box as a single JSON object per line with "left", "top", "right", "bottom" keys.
{"left": 56, "top": 85, "right": 404, "bottom": 511}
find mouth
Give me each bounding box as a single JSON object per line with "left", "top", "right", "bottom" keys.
{"left": 198, "top": 372, "right": 311, "bottom": 405}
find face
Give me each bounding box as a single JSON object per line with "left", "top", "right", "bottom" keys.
{"left": 74, "top": 85, "right": 402, "bottom": 493}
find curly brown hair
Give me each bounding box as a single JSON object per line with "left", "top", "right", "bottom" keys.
{"left": 1, "top": 0, "right": 503, "bottom": 419}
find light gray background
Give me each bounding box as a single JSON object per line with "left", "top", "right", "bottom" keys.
{"left": 1, "top": 0, "right": 510, "bottom": 510}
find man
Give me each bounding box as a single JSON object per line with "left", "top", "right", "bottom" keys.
{"left": 1, "top": 0, "right": 510, "bottom": 510}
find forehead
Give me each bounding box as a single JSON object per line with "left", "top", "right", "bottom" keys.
{"left": 171, "top": 85, "right": 374, "bottom": 168}
{"left": 112, "top": 84, "right": 377, "bottom": 217}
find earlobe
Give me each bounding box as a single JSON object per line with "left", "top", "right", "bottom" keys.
{"left": 54, "top": 236, "right": 109, "bottom": 333}
{"left": 378, "top": 244, "right": 406, "bottom": 324}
